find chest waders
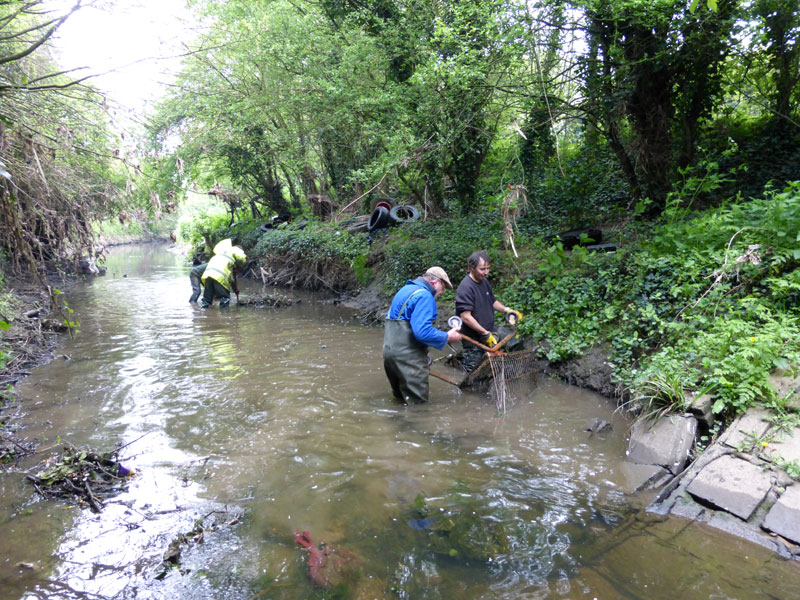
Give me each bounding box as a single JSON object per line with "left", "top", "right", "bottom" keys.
{"left": 383, "top": 289, "right": 431, "bottom": 403}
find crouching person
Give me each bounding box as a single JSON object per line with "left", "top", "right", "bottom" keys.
{"left": 200, "top": 239, "right": 246, "bottom": 308}
{"left": 383, "top": 267, "right": 461, "bottom": 403}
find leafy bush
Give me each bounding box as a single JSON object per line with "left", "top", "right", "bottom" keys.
{"left": 252, "top": 223, "right": 371, "bottom": 290}
{"left": 505, "top": 181, "right": 800, "bottom": 418}
{"left": 517, "top": 144, "right": 630, "bottom": 235}
{"left": 175, "top": 194, "right": 230, "bottom": 247}
{"left": 383, "top": 213, "right": 507, "bottom": 294}
{"left": 255, "top": 223, "right": 368, "bottom": 263}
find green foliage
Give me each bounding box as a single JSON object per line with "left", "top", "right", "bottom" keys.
{"left": 519, "top": 145, "right": 631, "bottom": 230}
{"left": 176, "top": 195, "right": 231, "bottom": 249}
{"left": 623, "top": 370, "right": 693, "bottom": 421}
{"left": 504, "top": 180, "right": 800, "bottom": 417}
{"left": 255, "top": 224, "right": 368, "bottom": 264}
{"left": 0, "top": 283, "right": 15, "bottom": 372}
{"left": 504, "top": 242, "right": 624, "bottom": 361}
{"left": 382, "top": 214, "right": 506, "bottom": 294}
{"left": 252, "top": 223, "right": 371, "bottom": 290}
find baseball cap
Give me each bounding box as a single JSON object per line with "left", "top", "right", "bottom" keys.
{"left": 425, "top": 266, "right": 453, "bottom": 289}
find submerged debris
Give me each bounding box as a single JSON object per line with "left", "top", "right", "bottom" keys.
{"left": 408, "top": 494, "right": 512, "bottom": 562}
{"left": 155, "top": 509, "right": 243, "bottom": 580}
{"left": 238, "top": 292, "right": 297, "bottom": 308}
{"left": 1, "top": 428, "right": 35, "bottom": 464}
{"left": 293, "top": 529, "right": 362, "bottom": 588}
{"left": 26, "top": 443, "right": 134, "bottom": 512}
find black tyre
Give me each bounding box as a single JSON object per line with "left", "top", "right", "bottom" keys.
{"left": 585, "top": 243, "right": 617, "bottom": 252}
{"left": 260, "top": 222, "right": 274, "bottom": 232}
{"left": 367, "top": 206, "right": 391, "bottom": 231}
{"left": 545, "top": 228, "right": 602, "bottom": 250}
{"left": 388, "top": 205, "right": 420, "bottom": 225}
{"left": 290, "top": 219, "right": 308, "bottom": 231}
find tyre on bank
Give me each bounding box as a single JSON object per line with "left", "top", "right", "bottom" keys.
{"left": 367, "top": 206, "right": 391, "bottom": 231}
{"left": 388, "top": 205, "right": 420, "bottom": 225}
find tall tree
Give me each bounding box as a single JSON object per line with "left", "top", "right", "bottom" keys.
{"left": 0, "top": 0, "right": 124, "bottom": 277}
{"left": 579, "top": 0, "right": 740, "bottom": 208}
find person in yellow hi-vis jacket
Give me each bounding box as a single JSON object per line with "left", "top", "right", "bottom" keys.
{"left": 200, "top": 239, "right": 247, "bottom": 308}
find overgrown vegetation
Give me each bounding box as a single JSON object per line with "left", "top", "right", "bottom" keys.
{"left": 252, "top": 224, "right": 371, "bottom": 292}
{"left": 503, "top": 180, "right": 800, "bottom": 419}
{"left": 0, "top": 0, "right": 798, "bottom": 429}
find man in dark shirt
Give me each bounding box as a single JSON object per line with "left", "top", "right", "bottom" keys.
{"left": 455, "top": 250, "right": 522, "bottom": 372}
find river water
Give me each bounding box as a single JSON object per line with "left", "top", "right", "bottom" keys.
{"left": 1, "top": 244, "right": 797, "bottom": 599}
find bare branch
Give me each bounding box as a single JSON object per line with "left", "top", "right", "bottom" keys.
{"left": 0, "top": 1, "right": 82, "bottom": 67}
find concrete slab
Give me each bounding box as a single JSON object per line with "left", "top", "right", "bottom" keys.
{"left": 627, "top": 415, "right": 697, "bottom": 473}
{"left": 688, "top": 393, "right": 714, "bottom": 428}
{"left": 706, "top": 511, "right": 792, "bottom": 557}
{"left": 719, "top": 408, "right": 772, "bottom": 450}
{"left": 617, "top": 462, "right": 670, "bottom": 493}
{"left": 762, "top": 427, "right": 800, "bottom": 464}
{"left": 686, "top": 455, "right": 772, "bottom": 520}
{"left": 669, "top": 496, "right": 706, "bottom": 521}
{"left": 763, "top": 485, "right": 800, "bottom": 545}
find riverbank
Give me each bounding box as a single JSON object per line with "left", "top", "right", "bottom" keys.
{"left": 3, "top": 234, "right": 799, "bottom": 564}
{"left": 204, "top": 197, "right": 800, "bottom": 559}
{"left": 0, "top": 279, "right": 68, "bottom": 461}
{"left": 0, "top": 256, "right": 117, "bottom": 463}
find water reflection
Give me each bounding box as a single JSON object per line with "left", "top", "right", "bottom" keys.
{"left": 0, "top": 244, "right": 796, "bottom": 600}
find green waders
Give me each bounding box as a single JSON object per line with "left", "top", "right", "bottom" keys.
{"left": 383, "top": 289, "right": 430, "bottom": 403}
{"left": 201, "top": 278, "right": 230, "bottom": 308}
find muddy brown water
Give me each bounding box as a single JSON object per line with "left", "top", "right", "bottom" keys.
{"left": 1, "top": 244, "right": 797, "bottom": 599}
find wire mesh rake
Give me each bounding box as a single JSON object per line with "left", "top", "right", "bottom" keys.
{"left": 458, "top": 329, "right": 541, "bottom": 413}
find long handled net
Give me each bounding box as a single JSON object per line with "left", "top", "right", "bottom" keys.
{"left": 463, "top": 349, "right": 540, "bottom": 413}
{"left": 453, "top": 321, "right": 541, "bottom": 412}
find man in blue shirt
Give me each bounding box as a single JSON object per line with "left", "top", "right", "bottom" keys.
{"left": 383, "top": 267, "right": 462, "bottom": 403}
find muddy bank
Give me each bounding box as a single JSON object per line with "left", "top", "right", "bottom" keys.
{"left": 549, "top": 345, "right": 620, "bottom": 400}
{"left": 340, "top": 284, "right": 621, "bottom": 398}
{"left": 0, "top": 273, "right": 95, "bottom": 461}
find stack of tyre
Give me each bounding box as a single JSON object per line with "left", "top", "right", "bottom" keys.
{"left": 367, "top": 201, "right": 419, "bottom": 232}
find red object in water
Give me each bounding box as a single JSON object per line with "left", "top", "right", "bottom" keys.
{"left": 293, "top": 530, "right": 331, "bottom": 587}
{"left": 293, "top": 529, "right": 360, "bottom": 588}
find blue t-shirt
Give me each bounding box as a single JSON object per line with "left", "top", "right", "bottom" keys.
{"left": 386, "top": 278, "right": 448, "bottom": 350}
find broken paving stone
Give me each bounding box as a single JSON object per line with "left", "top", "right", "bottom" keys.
{"left": 627, "top": 415, "right": 697, "bottom": 473}
{"left": 719, "top": 408, "right": 772, "bottom": 450}
{"left": 687, "top": 393, "right": 714, "bottom": 428}
{"left": 687, "top": 455, "right": 772, "bottom": 521}
{"left": 617, "top": 462, "right": 669, "bottom": 494}
{"left": 761, "top": 428, "right": 800, "bottom": 465}
{"left": 768, "top": 368, "right": 800, "bottom": 412}
{"left": 763, "top": 485, "right": 800, "bottom": 545}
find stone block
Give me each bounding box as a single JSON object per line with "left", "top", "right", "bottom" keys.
{"left": 687, "top": 393, "right": 714, "bottom": 428}
{"left": 719, "top": 408, "right": 772, "bottom": 450}
{"left": 768, "top": 367, "right": 800, "bottom": 411}
{"left": 762, "top": 427, "right": 800, "bottom": 464}
{"left": 763, "top": 485, "right": 800, "bottom": 545}
{"left": 687, "top": 455, "right": 772, "bottom": 521}
{"left": 627, "top": 415, "right": 697, "bottom": 473}
{"left": 617, "top": 462, "right": 670, "bottom": 494}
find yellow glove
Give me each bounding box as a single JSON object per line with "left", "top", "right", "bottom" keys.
{"left": 505, "top": 309, "right": 523, "bottom": 326}
{"left": 481, "top": 332, "right": 498, "bottom": 348}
